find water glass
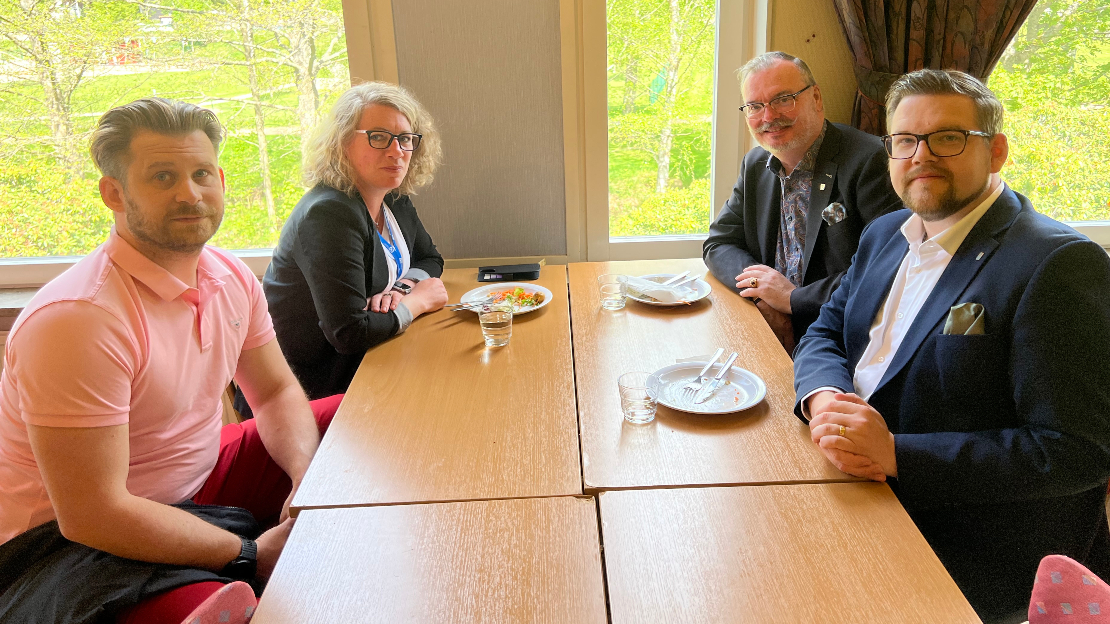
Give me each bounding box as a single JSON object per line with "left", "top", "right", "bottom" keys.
{"left": 618, "top": 371, "right": 658, "bottom": 424}
{"left": 479, "top": 308, "right": 512, "bottom": 347}
{"left": 598, "top": 274, "right": 628, "bottom": 310}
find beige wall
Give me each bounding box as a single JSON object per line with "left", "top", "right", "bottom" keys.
{"left": 390, "top": 0, "right": 568, "bottom": 260}
{"left": 768, "top": 0, "right": 857, "bottom": 125}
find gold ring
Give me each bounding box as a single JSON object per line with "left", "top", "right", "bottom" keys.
{"left": 839, "top": 425, "right": 846, "bottom": 437}
{"left": 749, "top": 277, "right": 758, "bottom": 288}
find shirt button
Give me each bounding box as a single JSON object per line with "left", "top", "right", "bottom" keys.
{"left": 897, "top": 313, "right": 904, "bottom": 319}
{"left": 878, "top": 356, "right": 885, "bottom": 362}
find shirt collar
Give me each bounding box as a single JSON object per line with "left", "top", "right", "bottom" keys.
{"left": 900, "top": 181, "right": 1005, "bottom": 255}
{"left": 767, "top": 120, "right": 827, "bottom": 178}
{"left": 105, "top": 228, "right": 230, "bottom": 303}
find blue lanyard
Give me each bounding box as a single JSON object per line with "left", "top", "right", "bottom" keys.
{"left": 375, "top": 216, "right": 404, "bottom": 282}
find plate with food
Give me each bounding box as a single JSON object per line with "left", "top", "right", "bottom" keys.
{"left": 458, "top": 283, "right": 553, "bottom": 315}
{"left": 626, "top": 274, "right": 712, "bottom": 307}
{"left": 650, "top": 361, "right": 766, "bottom": 414}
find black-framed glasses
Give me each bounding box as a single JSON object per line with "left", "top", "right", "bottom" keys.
{"left": 739, "top": 85, "right": 813, "bottom": 118}
{"left": 354, "top": 129, "right": 422, "bottom": 151}
{"left": 882, "top": 129, "right": 992, "bottom": 159}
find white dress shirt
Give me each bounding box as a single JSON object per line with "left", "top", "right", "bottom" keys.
{"left": 802, "top": 182, "right": 1004, "bottom": 415}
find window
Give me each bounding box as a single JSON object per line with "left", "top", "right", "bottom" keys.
{"left": 0, "top": 0, "right": 351, "bottom": 260}
{"left": 605, "top": 0, "right": 717, "bottom": 238}
{"left": 988, "top": 0, "right": 1109, "bottom": 243}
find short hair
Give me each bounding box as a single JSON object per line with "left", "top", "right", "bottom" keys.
{"left": 89, "top": 98, "right": 224, "bottom": 182}
{"left": 885, "top": 69, "right": 1003, "bottom": 135}
{"left": 302, "top": 81, "right": 442, "bottom": 197}
{"left": 736, "top": 51, "right": 817, "bottom": 91}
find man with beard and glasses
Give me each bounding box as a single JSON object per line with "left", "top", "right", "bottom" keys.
{"left": 703, "top": 51, "right": 903, "bottom": 353}
{"left": 793, "top": 69, "right": 1110, "bottom": 623}
{"left": 0, "top": 98, "right": 342, "bottom": 624}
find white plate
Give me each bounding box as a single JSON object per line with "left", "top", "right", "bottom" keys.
{"left": 651, "top": 361, "right": 766, "bottom": 414}
{"left": 627, "top": 274, "right": 711, "bottom": 307}
{"left": 459, "top": 282, "right": 553, "bottom": 315}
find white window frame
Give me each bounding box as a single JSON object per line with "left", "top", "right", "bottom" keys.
{"left": 578, "top": 0, "right": 768, "bottom": 262}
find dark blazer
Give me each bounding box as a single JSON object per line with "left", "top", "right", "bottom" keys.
{"left": 703, "top": 122, "right": 903, "bottom": 341}
{"left": 264, "top": 185, "right": 444, "bottom": 400}
{"left": 793, "top": 187, "right": 1110, "bottom": 620}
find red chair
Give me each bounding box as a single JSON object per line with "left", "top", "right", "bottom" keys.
{"left": 1029, "top": 554, "right": 1110, "bottom": 622}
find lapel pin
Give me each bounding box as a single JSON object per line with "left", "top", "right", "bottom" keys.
{"left": 819, "top": 183, "right": 826, "bottom": 191}
{"left": 976, "top": 252, "right": 984, "bottom": 260}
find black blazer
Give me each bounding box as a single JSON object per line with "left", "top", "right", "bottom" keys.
{"left": 703, "top": 122, "right": 903, "bottom": 341}
{"left": 793, "top": 188, "right": 1110, "bottom": 619}
{"left": 264, "top": 185, "right": 444, "bottom": 399}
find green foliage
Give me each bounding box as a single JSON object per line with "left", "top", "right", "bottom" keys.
{"left": 611, "top": 178, "right": 711, "bottom": 236}
{"left": 990, "top": 0, "right": 1110, "bottom": 222}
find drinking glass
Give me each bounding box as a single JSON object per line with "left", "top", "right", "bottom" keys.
{"left": 479, "top": 307, "right": 512, "bottom": 347}
{"left": 618, "top": 371, "right": 658, "bottom": 424}
{"left": 598, "top": 274, "right": 628, "bottom": 311}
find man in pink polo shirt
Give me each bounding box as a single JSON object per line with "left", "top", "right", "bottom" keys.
{"left": 0, "top": 98, "right": 339, "bottom": 623}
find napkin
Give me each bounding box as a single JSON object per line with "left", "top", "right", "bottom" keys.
{"left": 624, "top": 276, "right": 695, "bottom": 303}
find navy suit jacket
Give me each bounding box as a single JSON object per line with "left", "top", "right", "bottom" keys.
{"left": 793, "top": 187, "right": 1110, "bottom": 620}
{"left": 703, "top": 122, "right": 903, "bottom": 341}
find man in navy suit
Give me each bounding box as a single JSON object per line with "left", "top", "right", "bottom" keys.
{"left": 703, "top": 52, "right": 903, "bottom": 352}
{"left": 793, "top": 69, "right": 1110, "bottom": 622}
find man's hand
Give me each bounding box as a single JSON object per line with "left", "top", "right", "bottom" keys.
{"left": 809, "top": 392, "right": 897, "bottom": 480}
{"left": 400, "top": 277, "right": 448, "bottom": 317}
{"left": 256, "top": 517, "right": 295, "bottom": 581}
{"left": 736, "top": 265, "right": 795, "bottom": 313}
{"left": 755, "top": 300, "right": 795, "bottom": 353}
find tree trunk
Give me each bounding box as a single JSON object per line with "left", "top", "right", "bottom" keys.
{"left": 24, "top": 18, "right": 81, "bottom": 179}
{"left": 655, "top": 0, "right": 682, "bottom": 193}
{"left": 623, "top": 55, "right": 638, "bottom": 114}
{"left": 290, "top": 13, "right": 320, "bottom": 156}
{"left": 238, "top": 0, "right": 276, "bottom": 225}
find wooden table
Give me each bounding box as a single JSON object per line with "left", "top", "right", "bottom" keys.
{"left": 252, "top": 496, "right": 608, "bottom": 623}
{"left": 570, "top": 259, "right": 857, "bottom": 491}
{"left": 291, "top": 266, "right": 582, "bottom": 511}
{"left": 599, "top": 483, "right": 980, "bottom": 623}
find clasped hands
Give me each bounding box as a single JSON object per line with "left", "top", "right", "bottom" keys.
{"left": 806, "top": 390, "right": 897, "bottom": 482}
{"left": 365, "top": 277, "right": 448, "bottom": 316}
{"left": 737, "top": 266, "right": 795, "bottom": 351}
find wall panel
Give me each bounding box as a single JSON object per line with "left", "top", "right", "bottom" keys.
{"left": 391, "top": 0, "right": 568, "bottom": 259}
{"left": 769, "top": 0, "right": 857, "bottom": 125}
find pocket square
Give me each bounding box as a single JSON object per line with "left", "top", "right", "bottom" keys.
{"left": 943, "top": 302, "right": 985, "bottom": 335}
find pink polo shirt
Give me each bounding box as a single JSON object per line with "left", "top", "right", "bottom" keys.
{"left": 0, "top": 231, "right": 275, "bottom": 544}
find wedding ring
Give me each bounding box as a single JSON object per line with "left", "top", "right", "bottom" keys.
{"left": 749, "top": 277, "right": 758, "bottom": 288}
{"left": 839, "top": 425, "right": 846, "bottom": 437}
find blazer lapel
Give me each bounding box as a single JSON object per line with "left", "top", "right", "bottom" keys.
{"left": 845, "top": 232, "right": 907, "bottom": 362}
{"left": 756, "top": 153, "right": 781, "bottom": 266}
{"left": 873, "top": 190, "right": 1023, "bottom": 392}
{"left": 802, "top": 124, "right": 840, "bottom": 282}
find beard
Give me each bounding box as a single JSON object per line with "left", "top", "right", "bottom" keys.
{"left": 899, "top": 167, "right": 988, "bottom": 222}
{"left": 124, "top": 194, "right": 223, "bottom": 255}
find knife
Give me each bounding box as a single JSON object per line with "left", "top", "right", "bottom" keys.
{"left": 660, "top": 270, "right": 690, "bottom": 286}
{"left": 693, "top": 352, "right": 739, "bottom": 404}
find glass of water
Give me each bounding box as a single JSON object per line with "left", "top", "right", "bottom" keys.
{"left": 479, "top": 307, "right": 513, "bottom": 347}
{"left": 618, "top": 371, "right": 658, "bottom": 424}
{"left": 597, "top": 274, "right": 628, "bottom": 310}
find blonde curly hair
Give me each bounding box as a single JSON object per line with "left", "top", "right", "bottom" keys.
{"left": 302, "top": 82, "right": 441, "bottom": 197}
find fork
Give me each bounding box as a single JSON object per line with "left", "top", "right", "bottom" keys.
{"left": 680, "top": 348, "right": 725, "bottom": 403}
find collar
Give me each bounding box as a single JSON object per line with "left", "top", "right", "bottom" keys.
{"left": 899, "top": 181, "right": 1005, "bottom": 255}
{"left": 105, "top": 228, "right": 231, "bottom": 303}
{"left": 767, "top": 120, "right": 828, "bottom": 178}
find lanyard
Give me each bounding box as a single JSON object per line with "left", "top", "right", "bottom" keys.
{"left": 375, "top": 215, "right": 404, "bottom": 282}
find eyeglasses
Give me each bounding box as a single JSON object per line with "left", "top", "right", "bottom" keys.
{"left": 882, "top": 129, "right": 992, "bottom": 159}
{"left": 354, "top": 130, "right": 422, "bottom": 151}
{"left": 739, "top": 85, "right": 813, "bottom": 118}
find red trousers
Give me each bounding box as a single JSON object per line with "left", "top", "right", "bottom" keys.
{"left": 115, "top": 394, "right": 341, "bottom": 624}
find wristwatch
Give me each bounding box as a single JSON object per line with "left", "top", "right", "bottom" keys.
{"left": 391, "top": 281, "right": 413, "bottom": 295}
{"left": 221, "top": 536, "right": 258, "bottom": 580}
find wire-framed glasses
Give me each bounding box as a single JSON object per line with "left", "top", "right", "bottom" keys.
{"left": 354, "top": 130, "right": 422, "bottom": 151}
{"left": 739, "top": 85, "right": 813, "bottom": 118}
{"left": 881, "top": 129, "right": 992, "bottom": 159}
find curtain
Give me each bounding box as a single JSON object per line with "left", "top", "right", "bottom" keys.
{"left": 833, "top": 0, "right": 1039, "bottom": 135}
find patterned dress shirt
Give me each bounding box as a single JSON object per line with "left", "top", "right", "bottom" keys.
{"left": 767, "top": 122, "right": 827, "bottom": 286}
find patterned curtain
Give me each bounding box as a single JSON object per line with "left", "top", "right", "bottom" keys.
{"left": 833, "top": 0, "right": 1039, "bottom": 135}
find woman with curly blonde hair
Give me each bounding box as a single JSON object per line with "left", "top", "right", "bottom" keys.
{"left": 262, "top": 81, "right": 449, "bottom": 400}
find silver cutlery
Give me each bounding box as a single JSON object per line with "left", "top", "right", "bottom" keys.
{"left": 660, "top": 270, "right": 690, "bottom": 286}
{"left": 693, "top": 352, "right": 739, "bottom": 404}
{"left": 680, "top": 348, "right": 725, "bottom": 403}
